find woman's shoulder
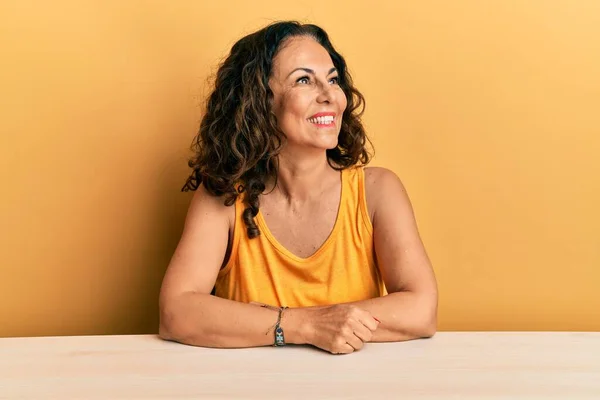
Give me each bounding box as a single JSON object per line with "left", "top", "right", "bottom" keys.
{"left": 363, "top": 166, "right": 403, "bottom": 188}
{"left": 187, "top": 184, "right": 237, "bottom": 231}
{"left": 363, "top": 166, "right": 410, "bottom": 218}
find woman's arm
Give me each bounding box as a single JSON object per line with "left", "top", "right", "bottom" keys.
{"left": 338, "top": 291, "right": 436, "bottom": 342}
{"left": 159, "top": 186, "right": 301, "bottom": 347}
{"left": 347, "top": 167, "right": 438, "bottom": 342}
{"left": 160, "top": 291, "right": 308, "bottom": 348}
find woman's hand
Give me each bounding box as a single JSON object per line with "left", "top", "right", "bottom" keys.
{"left": 248, "top": 301, "right": 380, "bottom": 354}
{"left": 302, "top": 304, "right": 380, "bottom": 354}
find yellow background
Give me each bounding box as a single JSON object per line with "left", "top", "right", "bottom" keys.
{"left": 1, "top": 0, "right": 599, "bottom": 337}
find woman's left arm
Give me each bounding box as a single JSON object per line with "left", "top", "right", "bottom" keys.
{"left": 346, "top": 167, "right": 438, "bottom": 342}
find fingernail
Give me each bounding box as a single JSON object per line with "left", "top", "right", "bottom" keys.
{"left": 373, "top": 317, "right": 381, "bottom": 323}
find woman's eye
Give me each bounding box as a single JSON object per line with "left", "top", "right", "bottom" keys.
{"left": 297, "top": 76, "right": 310, "bottom": 84}
{"left": 329, "top": 76, "right": 339, "bottom": 84}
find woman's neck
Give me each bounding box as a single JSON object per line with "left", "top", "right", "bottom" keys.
{"left": 268, "top": 155, "right": 338, "bottom": 203}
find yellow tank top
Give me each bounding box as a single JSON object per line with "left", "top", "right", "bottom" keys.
{"left": 214, "top": 166, "right": 386, "bottom": 307}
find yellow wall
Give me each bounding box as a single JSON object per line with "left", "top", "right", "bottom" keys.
{"left": 1, "top": 0, "right": 599, "bottom": 337}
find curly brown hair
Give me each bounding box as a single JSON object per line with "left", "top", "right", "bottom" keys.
{"left": 182, "top": 21, "right": 372, "bottom": 239}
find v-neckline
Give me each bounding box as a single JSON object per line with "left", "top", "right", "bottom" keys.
{"left": 255, "top": 169, "right": 346, "bottom": 263}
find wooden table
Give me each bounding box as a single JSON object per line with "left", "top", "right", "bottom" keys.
{"left": 1, "top": 332, "right": 599, "bottom": 399}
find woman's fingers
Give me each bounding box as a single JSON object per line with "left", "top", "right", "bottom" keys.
{"left": 358, "top": 312, "right": 380, "bottom": 332}
{"left": 308, "top": 304, "right": 382, "bottom": 354}
{"left": 334, "top": 341, "right": 357, "bottom": 354}
{"left": 345, "top": 333, "right": 365, "bottom": 351}
{"left": 349, "top": 319, "right": 374, "bottom": 343}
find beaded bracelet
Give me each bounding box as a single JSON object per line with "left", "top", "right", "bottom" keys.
{"left": 273, "top": 306, "right": 288, "bottom": 347}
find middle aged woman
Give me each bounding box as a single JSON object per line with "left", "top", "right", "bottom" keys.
{"left": 159, "top": 21, "right": 438, "bottom": 354}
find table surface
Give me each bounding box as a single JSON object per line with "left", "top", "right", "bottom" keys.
{"left": 1, "top": 332, "right": 599, "bottom": 399}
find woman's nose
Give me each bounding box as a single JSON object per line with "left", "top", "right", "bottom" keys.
{"left": 316, "top": 83, "right": 334, "bottom": 103}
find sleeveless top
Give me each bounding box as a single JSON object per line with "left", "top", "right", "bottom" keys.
{"left": 214, "top": 166, "right": 386, "bottom": 307}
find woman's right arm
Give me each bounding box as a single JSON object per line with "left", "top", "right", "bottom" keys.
{"left": 158, "top": 185, "right": 378, "bottom": 352}
{"left": 158, "top": 185, "right": 306, "bottom": 348}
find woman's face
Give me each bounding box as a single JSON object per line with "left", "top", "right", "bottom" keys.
{"left": 269, "top": 36, "right": 347, "bottom": 154}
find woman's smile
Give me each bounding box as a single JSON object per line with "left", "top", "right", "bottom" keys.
{"left": 307, "top": 112, "right": 337, "bottom": 128}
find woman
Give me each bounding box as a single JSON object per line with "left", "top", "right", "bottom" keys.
{"left": 159, "top": 21, "right": 438, "bottom": 354}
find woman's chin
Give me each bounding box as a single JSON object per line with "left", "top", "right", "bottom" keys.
{"left": 315, "top": 139, "right": 339, "bottom": 151}
{"left": 318, "top": 132, "right": 341, "bottom": 150}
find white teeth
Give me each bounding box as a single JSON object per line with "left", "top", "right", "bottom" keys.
{"left": 308, "top": 116, "right": 334, "bottom": 124}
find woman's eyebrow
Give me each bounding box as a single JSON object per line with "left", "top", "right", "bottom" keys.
{"left": 286, "top": 67, "right": 337, "bottom": 78}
